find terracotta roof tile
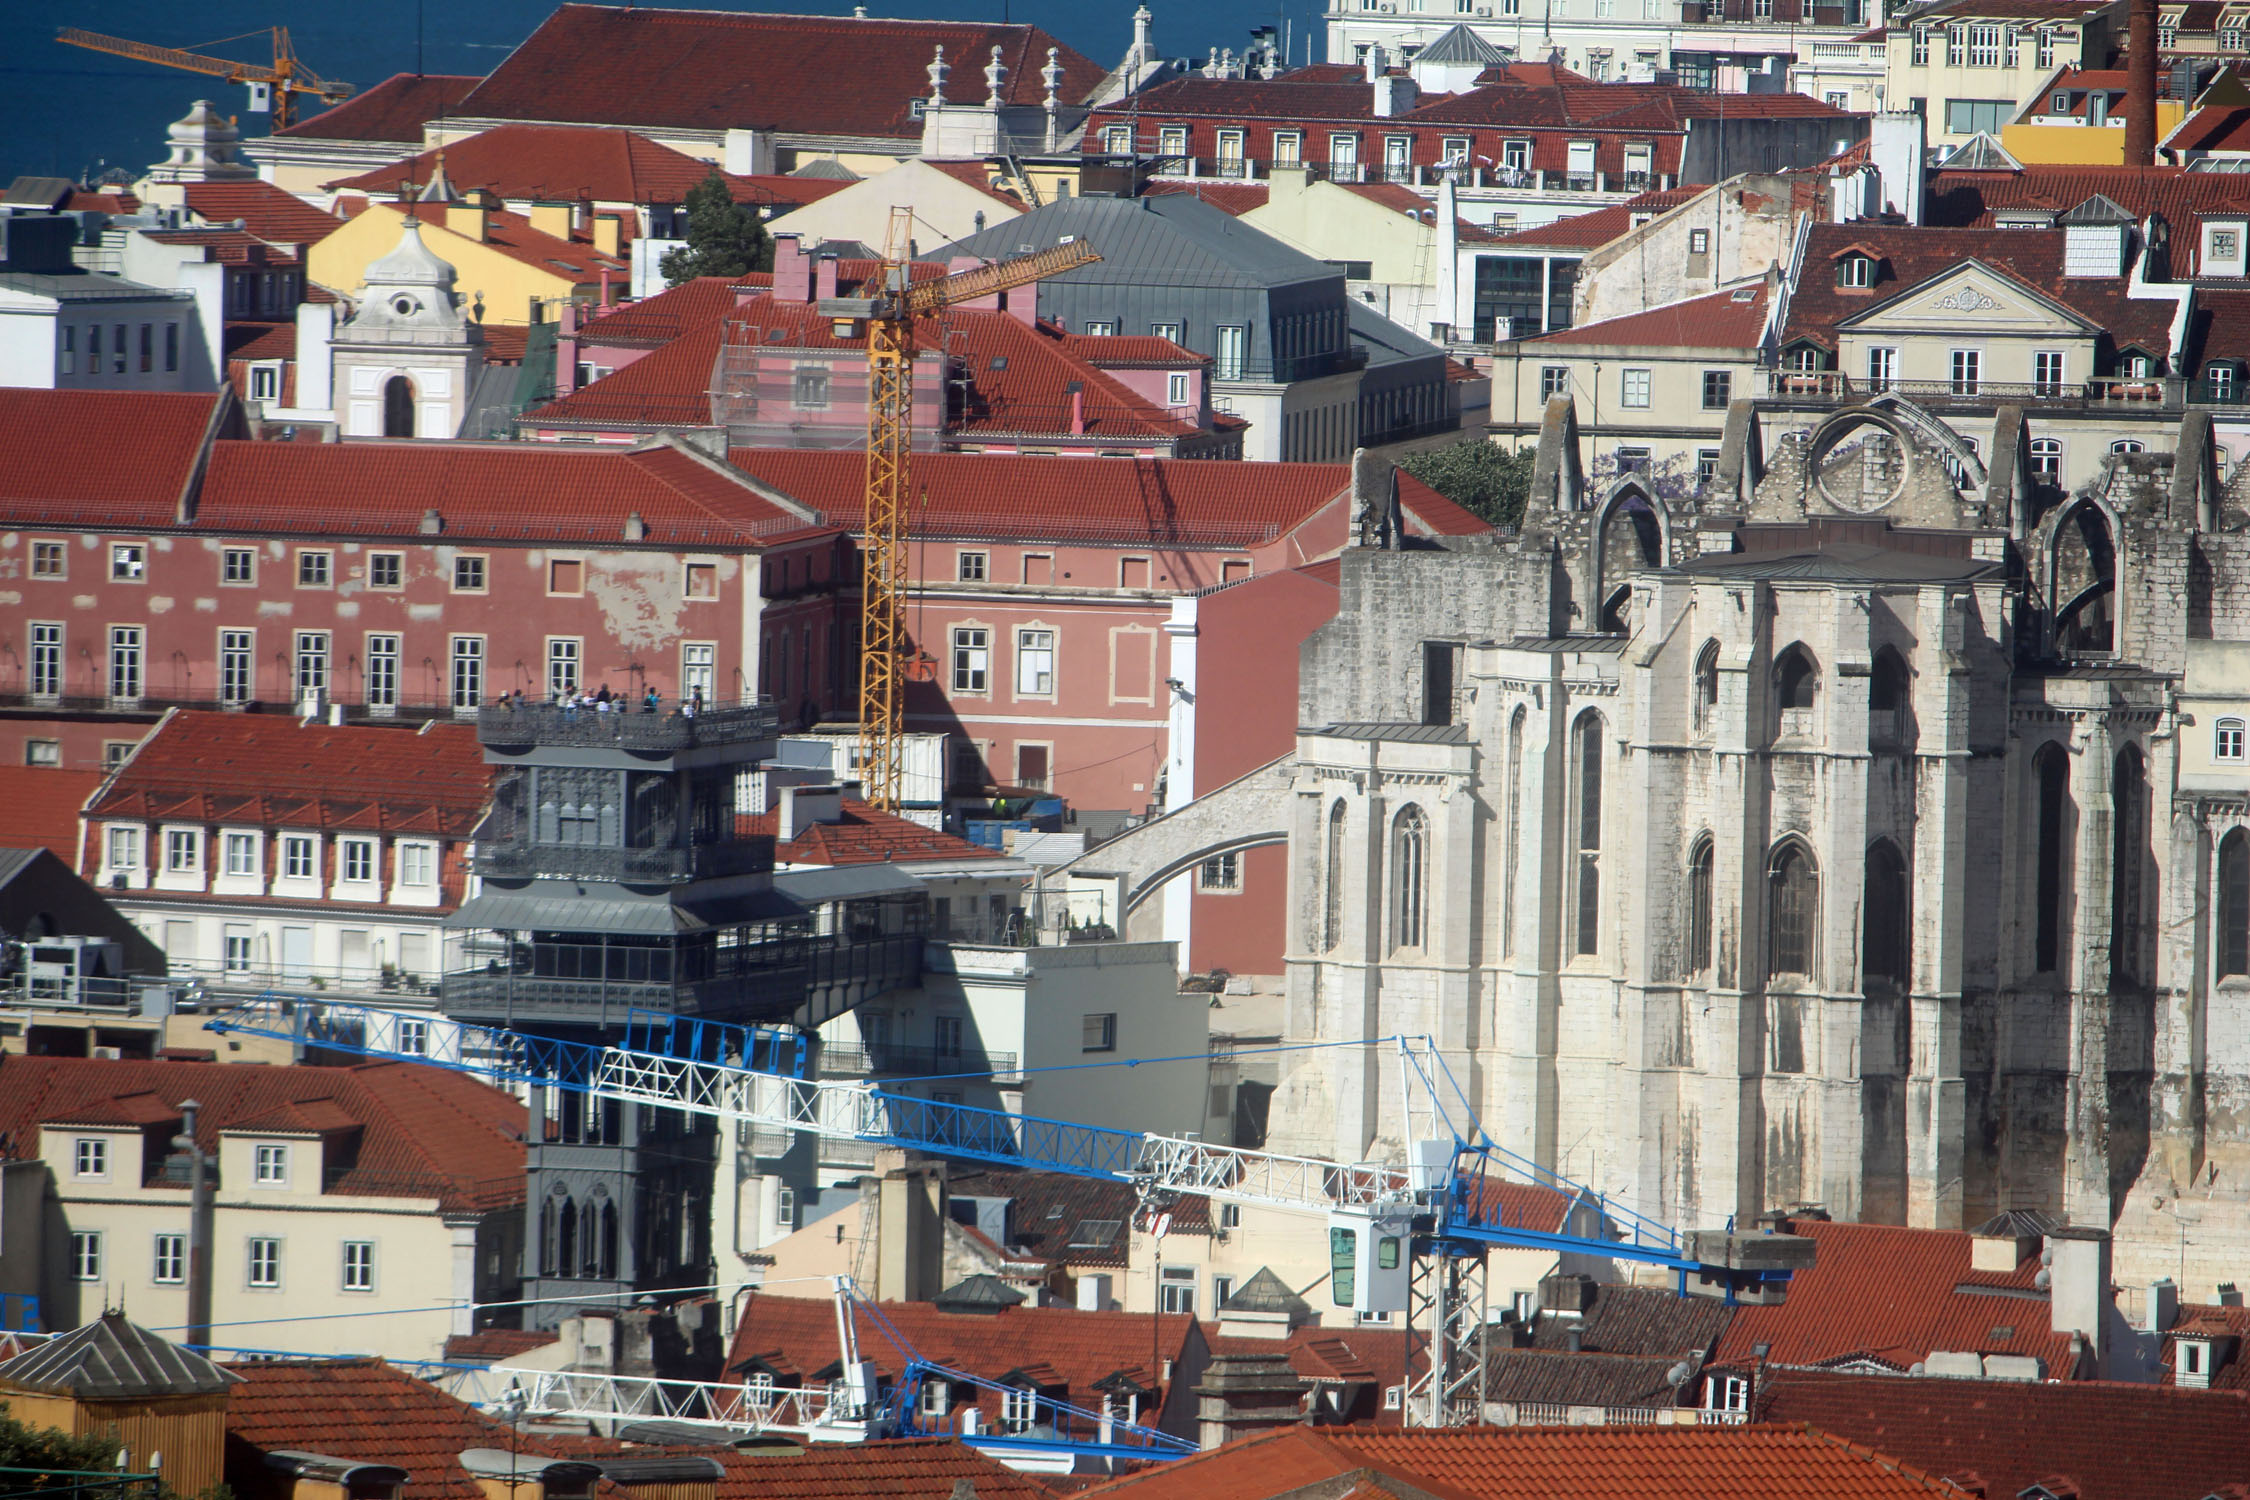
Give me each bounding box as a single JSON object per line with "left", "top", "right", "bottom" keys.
{"left": 182, "top": 182, "right": 345, "bottom": 249}
{"left": 195, "top": 437, "right": 825, "bottom": 546}
{"left": 732, "top": 448, "right": 1351, "bottom": 550}
{"left": 579, "top": 276, "right": 759, "bottom": 348}
{"left": 86, "top": 712, "right": 491, "bottom": 841}
{"left": 1926, "top": 165, "right": 2250, "bottom": 278}
{"left": 0, "top": 1056, "right": 523, "bottom": 1211}
{"left": 0, "top": 769, "right": 103, "bottom": 862}
{"left": 454, "top": 7, "right": 1106, "bottom": 142}
{"left": 1760, "top": 1367, "right": 2250, "bottom": 1500}
{"left": 0, "top": 389, "right": 224, "bottom": 529}
{"left": 739, "top": 799, "right": 1003, "bottom": 867}
{"left": 441, "top": 1328, "right": 561, "bottom": 1363}
{"left": 1396, "top": 474, "right": 1495, "bottom": 538}
{"left": 1142, "top": 181, "right": 1274, "bottom": 217}
{"left": 1711, "top": 1217, "right": 2075, "bottom": 1375}
{"left": 1530, "top": 282, "right": 1770, "bottom": 350}
{"left": 364, "top": 201, "right": 625, "bottom": 285}
{"left": 942, "top": 1163, "right": 1206, "bottom": 1270}
{"left": 1523, "top": 1281, "right": 1735, "bottom": 1357}
{"left": 278, "top": 73, "right": 480, "bottom": 143}
{"left": 1484, "top": 1347, "right": 1685, "bottom": 1408}
{"left": 1489, "top": 188, "right": 1700, "bottom": 248}
{"left": 326, "top": 126, "right": 810, "bottom": 207}
{"left": 706, "top": 1439, "right": 1055, "bottom": 1500}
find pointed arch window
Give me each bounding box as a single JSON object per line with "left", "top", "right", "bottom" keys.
{"left": 1574, "top": 713, "right": 1604, "bottom": 957}
{"left": 2034, "top": 743, "right": 2072, "bottom": 973}
{"left": 382, "top": 374, "right": 416, "bottom": 438}
{"left": 1323, "top": 800, "right": 1347, "bottom": 951}
{"left": 1770, "top": 841, "right": 1819, "bottom": 978}
{"left": 1775, "top": 644, "right": 1820, "bottom": 711}
{"left": 2221, "top": 829, "right": 2250, "bottom": 980}
{"left": 2113, "top": 749, "right": 2146, "bottom": 984}
{"left": 1392, "top": 805, "right": 1429, "bottom": 951}
{"left": 1687, "top": 836, "right": 1715, "bottom": 977}
{"left": 1693, "top": 639, "right": 1721, "bottom": 734}
{"left": 1870, "top": 647, "right": 1911, "bottom": 744}
{"left": 1863, "top": 840, "right": 1910, "bottom": 988}
{"left": 1502, "top": 709, "right": 1524, "bottom": 957}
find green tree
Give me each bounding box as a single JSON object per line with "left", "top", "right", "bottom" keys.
{"left": 0, "top": 1407, "right": 121, "bottom": 1478}
{"left": 1397, "top": 440, "right": 1538, "bottom": 530}
{"left": 659, "top": 169, "right": 774, "bottom": 286}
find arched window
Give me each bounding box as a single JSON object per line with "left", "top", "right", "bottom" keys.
{"left": 1770, "top": 841, "right": 1818, "bottom": 978}
{"left": 2109, "top": 439, "right": 2146, "bottom": 454}
{"left": 2217, "top": 718, "right": 2247, "bottom": 763}
{"left": 2029, "top": 437, "right": 2063, "bottom": 479}
{"left": 2112, "top": 748, "right": 2146, "bottom": 984}
{"left": 1597, "top": 495, "right": 1662, "bottom": 633}
{"left": 382, "top": 374, "right": 416, "bottom": 438}
{"left": 2053, "top": 503, "right": 2117, "bottom": 656}
{"left": 1574, "top": 713, "right": 1604, "bottom": 957}
{"left": 2221, "top": 829, "right": 2250, "bottom": 980}
{"left": 1686, "top": 836, "right": 1714, "bottom": 977}
{"left": 1502, "top": 709, "right": 1524, "bottom": 958}
{"left": 580, "top": 1198, "right": 603, "bottom": 1278}
{"left": 2034, "top": 743, "right": 2071, "bottom": 973}
{"left": 595, "top": 1197, "right": 619, "bottom": 1280}
{"left": 1863, "top": 840, "right": 1910, "bottom": 988}
{"left": 1392, "top": 805, "right": 1428, "bottom": 951}
{"left": 554, "top": 1189, "right": 578, "bottom": 1278}
{"left": 1870, "top": 646, "right": 1911, "bottom": 743}
{"left": 1693, "top": 639, "right": 1720, "bottom": 734}
{"left": 1775, "top": 644, "right": 1820, "bottom": 711}
{"left": 1323, "top": 800, "right": 1347, "bottom": 951}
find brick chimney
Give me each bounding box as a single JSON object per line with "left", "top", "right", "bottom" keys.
{"left": 815, "top": 252, "right": 840, "bottom": 301}
{"left": 2125, "top": 0, "right": 2160, "bottom": 164}
{"left": 771, "top": 232, "right": 814, "bottom": 302}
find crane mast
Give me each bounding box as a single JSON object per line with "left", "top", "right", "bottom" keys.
{"left": 842, "top": 210, "right": 1100, "bottom": 808}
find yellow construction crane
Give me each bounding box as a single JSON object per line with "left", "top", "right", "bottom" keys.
{"left": 843, "top": 207, "right": 1100, "bottom": 811}
{"left": 58, "top": 26, "right": 352, "bottom": 132}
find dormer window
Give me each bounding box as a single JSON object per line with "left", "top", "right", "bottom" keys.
{"left": 2181, "top": 1337, "right": 2213, "bottom": 1385}
{"left": 1837, "top": 254, "right": 1876, "bottom": 289}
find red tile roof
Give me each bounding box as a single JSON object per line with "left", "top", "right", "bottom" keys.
{"left": 1529, "top": 282, "right": 1770, "bottom": 350}
{"left": 182, "top": 182, "right": 345, "bottom": 249}
{"left": 1060, "top": 333, "right": 1208, "bottom": 368}
{"left": 1784, "top": 223, "right": 2177, "bottom": 361}
{"left": 0, "top": 768, "right": 104, "bottom": 862}
{"left": 943, "top": 1163, "right": 1208, "bottom": 1270}
{"left": 1759, "top": 1367, "right": 2250, "bottom": 1500}
{"left": 1710, "top": 1217, "right": 2078, "bottom": 1375}
{"left": 454, "top": 6, "right": 1106, "bottom": 142}
{"left": 732, "top": 448, "right": 1353, "bottom": 550}
{"left": 1396, "top": 472, "right": 1500, "bottom": 538}
{"left": 0, "top": 1056, "right": 524, "bottom": 1212}
{"left": 2169, "top": 105, "right": 2250, "bottom": 153}
{"left": 529, "top": 316, "right": 727, "bottom": 430}
{"left": 278, "top": 73, "right": 481, "bottom": 143}
{"left": 1926, "top": 166, "right": 2250, "bottom": 276}
{"left": 726, "top": 1291, "right": 1201, "bottom": 1425}
{"left": 363, "top": 201, "right": 626, "bottom": 286}
{"left": 1074, "top": 1422, "right": 1969, "bottom": 1500}
{"left": 739, "top": 799, "right": 1004, "bottom": 867}
{"left": 0, "top": 389, "right": 226, "bottom": 530}
{"left": 2161, "top": 1303, "right": 2250, "bottom": 1389}
{"left": 441, "top": 1328, "right": 561, "bottom": 1363}
{"left": 1339, "top": 180, "right": 1506, "bottom": 241}
{"left": 325, "top": 125, "right": 807, "bottom": 207}
{"left": 226, "top": 322, "right": 296, "bottom": 362}
{"left": 142, "top": 228, "right": 308, "bottom": 267}
{"left": 1911, "top": 0, "right": 2109, "bottom": 15}
{"left": 1489, "top": 187, "right": 1701, "bottom": 248}
{"left": 88, "top": 712, "right": 491, "bottom": 840}
{"left": 579, "top": 276, "right": 760, "bottom": 348}
{"left": 1142, "top": 181, "right": 1275, "bottom": 216}
{"left": 707, "top": 1440, "right": 1053, "bottom": 1500}
{"left": 195, "top": 437, "right": 827, "bottom": 546}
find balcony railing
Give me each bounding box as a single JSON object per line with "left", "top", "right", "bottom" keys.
{"left": 440, "top": 932, "right": 923, "bottom": 1025}
{"left": 1763, "top": 370, "right": 2184, "bottom": 410}
{"left": 1139, "top": 155, "right": 1660, "bottom": 195}
{"left": 475, "top": 698, "right": 779, "bottom": 752}
{"left": 472, "top": 840, "right": 773, "bottom": 884}
{"left": 817, "top": 1040, "right": 1023, "bottom": 1081}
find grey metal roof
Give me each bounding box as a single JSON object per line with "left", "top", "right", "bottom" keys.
{"left": 591, "top": 1457, "right": 729, "bottom": 1483}
{"left": 1311, "top": 722, "right": 1471, "bottom": 743}
{"left": 934, "top": 1273, "right": 1027, "bottom": 1312}
{"left": 1219, "top": 1266, "right": 1312, "bottom": 1316}
{"left": 2059, "top": 193, "right": 2135, "bottom": 224}
{"left": 935, "top": 194, "right": 1341, "bottom": 292}
{"left": 1676, "top": 543, "right": 1997, "bottom": 583}
{"left": 0, "top": 269, "right": 191, "bottom": 303}
{"left": 0, "top": 1313, "right": 237, "bottom": 1399}
{"left": 1416, "top": 23, "right": 1510, "bottom": 63}
{"left": 1942, "top": 133, "right": 2022, "bottom": 171}
{"left": 445, "top": 890, "right": 713, "bottom": 935}
{"left": 1971, "top": 1208, "right": 2059, "bottom": 1238}
{"left": 1347, "top": 299, "right": 1445, "bottom": 366}
{"left": 3, "top": 176, "right": 75, "bottom": 209}
{"left": 0, "top": 848, "right": 43, "bottom": 889}
{"left": 790, "top": 159, "right": 861, "bottom": 181}
{"left": 770, "top": 864, "right": 924, "bottom": 904}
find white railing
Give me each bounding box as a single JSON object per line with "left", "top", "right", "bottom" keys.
{"left": 1494, "top": 1402, "right": 1748, "bottom": 1427}
{"left": 439, "top": 1363, "right": 868, "bottom": 1438}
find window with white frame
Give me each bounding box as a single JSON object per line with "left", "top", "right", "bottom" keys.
{"left": 74, "top": 1138, "right": 108, "bottom": 1179}
{"left": 255, "top": 1143, "right": 290, "bottom": 1185}
{"left": 450, "top": 636, "right": 485, "bottom": 710}
{"left": 1158, "top": 1265, "right": 1197, "bottom": 1314}
{"left": 224, "top": 929, "right": 253, "bottom": 974}
{"left": 1015, "top": 630, "right": 1054, "bottom": 696}
{"left": 1166, "top": 371, "right": 1191, "bottom": 406}
{"left": 1950, "top": 348, "right": 1981, "bottom": 394}
{"left": 339, "top": 838, "right": 376, "bottom": 885}
{"left": 222, "top": 547, "right": 256, "bottom": 585}
{"left": 951, "top": 628, "right": 990, "bottom": 693}
{"left": 398, "top": 843, "right": 436, "bottom": 887}
{"left": 109, "top": 626, "right": 143, "bottom": 701}
{"left": 107, "top": 826, "right": 142, "bottom": 872}
{"left": 1213, "top": 1274, "right": 1237, "bottom": 1308}
{"left": 153, "top": 1233, "right": 184, "bottom": 1284}
{"left": 2218, "top": 717, "right": 2247, "bottom": 762}
{"left": 165, "top": 829, "right": 200, "bottom": 873}
{"left": 368, "top": 552, "right": 403, "bottom": 590}
{"left": 366, "top": 634, "right": 400, "bottom": 710}
{"left": 222, "top": 832, "right": 256, "bottom": 877}
{"left": 281, "top": 835, "right": 315, "bottom": 880}
{"left": 548, "top": 639, "right": 581, "bottom": 699}
{"left": 342, "top": 1240, "right": 375, "bottom": 1292}
{"left": 29, "top": 622, "right": 61, "bottom": 700}
{"left": 247, "top": 1236, "right": 281, "bottom": 1288}
{"left": 2034, "top": 349, "right": 2067, "bottom": 393}
{"left": 1621, "top": 368, "right": 1651, "bottom": 408}
{"left": 1000, "top": 1386, "right": 1039, "bottom": 1433}
{"left": 775, "top": 1185, "right": 796, "bottom": 1228}
{"left": 111, "top": 544, "right": 145, "bottom": 581}
{"left": 1711, "top": 1374, "right": 1750, "bottom": 1412}
{"left": 297, "top": 550, "right": 332, "bottom": 587}
{"left": 72, "top": 1230, "right": 102, "bottom": 1282}
{"left": 1199, "top": 851, "right": 1241, "bottom": 890}
{"left": 919, "top": 1379, "right": 950, "bottom": 1418}
{"left": 957, "top": 550, "right": 988, "bottom": 582}
{"left": 398, "top": 1017, "right": 428, "bottom": 1055}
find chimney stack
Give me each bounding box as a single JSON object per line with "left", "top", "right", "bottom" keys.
{"left": 2125, "top": 0, "right": 2160, "bottom": 164}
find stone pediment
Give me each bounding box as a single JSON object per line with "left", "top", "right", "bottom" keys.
{"left": 1835, "top": 260, "right": 2095, "bottom": 339}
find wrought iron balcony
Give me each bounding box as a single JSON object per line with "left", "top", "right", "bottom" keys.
{"left": 472, "top": 841, "right": 773, "bottom": 884}
{"left": 1762, "top": 370, "right": 2183, "bottom": 411}
{"left": 475, "top": 698, "right": 779, "bottom": 753}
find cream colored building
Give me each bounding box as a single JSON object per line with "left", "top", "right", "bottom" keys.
{"left": 5, "top": 1053, "right": 524, "bottom": 1359}
{"left": 762, "top": 159, "right": 1028, "bottom": 254}
{"left": 1883, "top": 0, "right": 2120, "bottom": 148}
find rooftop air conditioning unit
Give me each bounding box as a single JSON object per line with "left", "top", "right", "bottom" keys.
{"left": 93, "top": 1047, "right": 122, "bottom": 1060}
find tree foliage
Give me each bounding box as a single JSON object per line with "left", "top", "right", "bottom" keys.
{"left": 1396, "top": 440, "right": 1538, "bottom": 530}
{"left": 659, "top": 169, "right": 774, "bottom": 286}
{"left": 0, "top": 1407, "right": 121, "bottom": 1478}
